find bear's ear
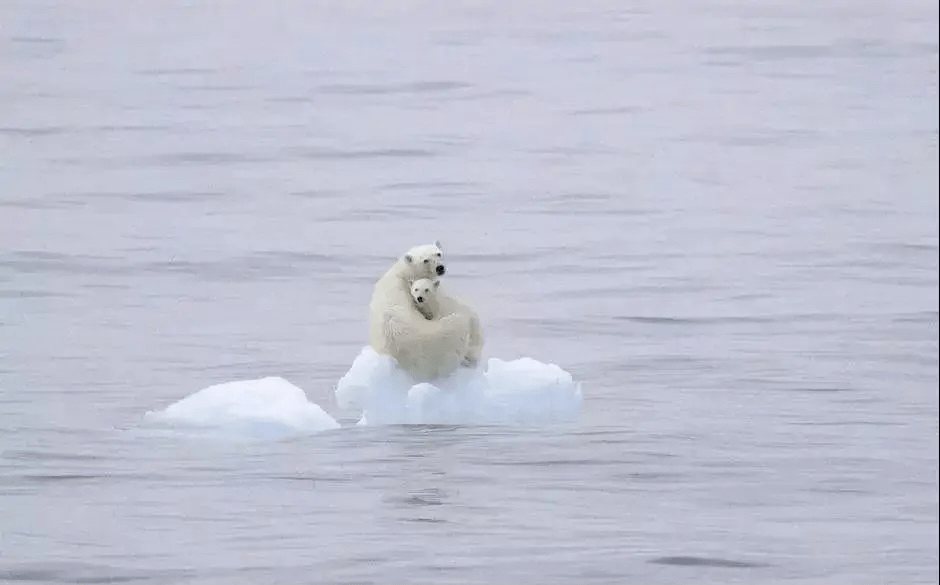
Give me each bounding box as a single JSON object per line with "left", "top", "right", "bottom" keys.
{"left": 404, "top": 254, "right": 413, "bottom": 263}
{"left": 434, "top": 240, "right": 443, "bottom": 252}
{"left": 433, "top": 280, "right": 440, "bottom": 288}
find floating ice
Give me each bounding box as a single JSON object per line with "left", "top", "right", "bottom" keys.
{"left": 335, "top": 347, "right": 582, "bottom": 426}
{"left": 144, "top": 376, "right": 339, "bottom": 437}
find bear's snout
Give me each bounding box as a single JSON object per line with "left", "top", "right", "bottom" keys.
{"left": 436, "top": 265, "right": 445, "bottom": 276}
{"left": 416, "top": 296, "right": 424, "bottom": 303}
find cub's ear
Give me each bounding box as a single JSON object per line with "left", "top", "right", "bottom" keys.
{"left": 404, "top": 254, "right": 413, "bottom": 263}
{"left": 434, "top": 240, "right": 443, "bottom": 251}
{"left": 433, "top": 280, "right": 440, "bottom": 288}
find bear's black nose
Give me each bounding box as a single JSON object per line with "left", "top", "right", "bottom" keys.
{"left": 436, "top": 265, "right": 445, "bottom": 275}
{"left": 416, "top": 296, "right": 424, "bottom": 303}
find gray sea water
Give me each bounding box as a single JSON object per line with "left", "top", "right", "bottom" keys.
{"left": 1, "top": 1, "right": 938, "bottom": 583}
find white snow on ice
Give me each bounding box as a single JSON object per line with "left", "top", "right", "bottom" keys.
{"left": 335, "top": 347, "right": 582, "bottom": 426}
{"left": 144, "top": 376, "right": 340, "bottom": 437}
{"left": 143, "top": 350, "right": 582, "bottom": 438}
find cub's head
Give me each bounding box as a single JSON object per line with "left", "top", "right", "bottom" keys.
{"left": 402, "top": 240, "right": 445, "bottom": 279}
{"left": 410, "top": 278, "right": 440, "bottom": 305}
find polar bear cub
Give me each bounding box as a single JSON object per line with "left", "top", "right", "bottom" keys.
{"left": 368, "top": 241, "right": 473, "bottom": 381}
{"left": 410, "top": 278, "right": 484, "bottom": 368}
{"left": 410, "top": 278, "right": 442, "bottom": 321}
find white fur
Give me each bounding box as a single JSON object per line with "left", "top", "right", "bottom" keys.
{"left": 368, "top": 242, "right": 472, "bottom": 381}
{"left": 410, "top": 277, "right": 485, "bottom": 368}
{"left": 410, "top": 278, "right": 440, "bottom": 320}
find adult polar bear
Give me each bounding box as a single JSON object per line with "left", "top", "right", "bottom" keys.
{"left": 368, "top": 241, "right": 479, "bottom": 382}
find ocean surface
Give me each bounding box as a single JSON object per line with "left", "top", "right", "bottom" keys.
{"left": 1, "top": 1, "right": 938, "bottom": 583}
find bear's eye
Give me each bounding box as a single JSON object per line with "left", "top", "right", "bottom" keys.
{"left": 436, "top": 252, "right": 441, "bottom": 257}
{"left": 423, "top": 259, "right": 429, "bottom": 264}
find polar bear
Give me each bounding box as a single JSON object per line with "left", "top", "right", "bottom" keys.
{"left": 409, "top": 278, "right": 441, "bottom": 321}
{"left": 410, "top": 278, "right": 484, "bottom": 368}
{"left": 368, "top": 241, "right": 472, "bottom": 381}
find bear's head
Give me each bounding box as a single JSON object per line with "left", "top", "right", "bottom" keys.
{"left": 410, "top": 278, "right": 440, "bottom": 305}
{"left": 402, "top": 240, "right": 445, "bottom": 279}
